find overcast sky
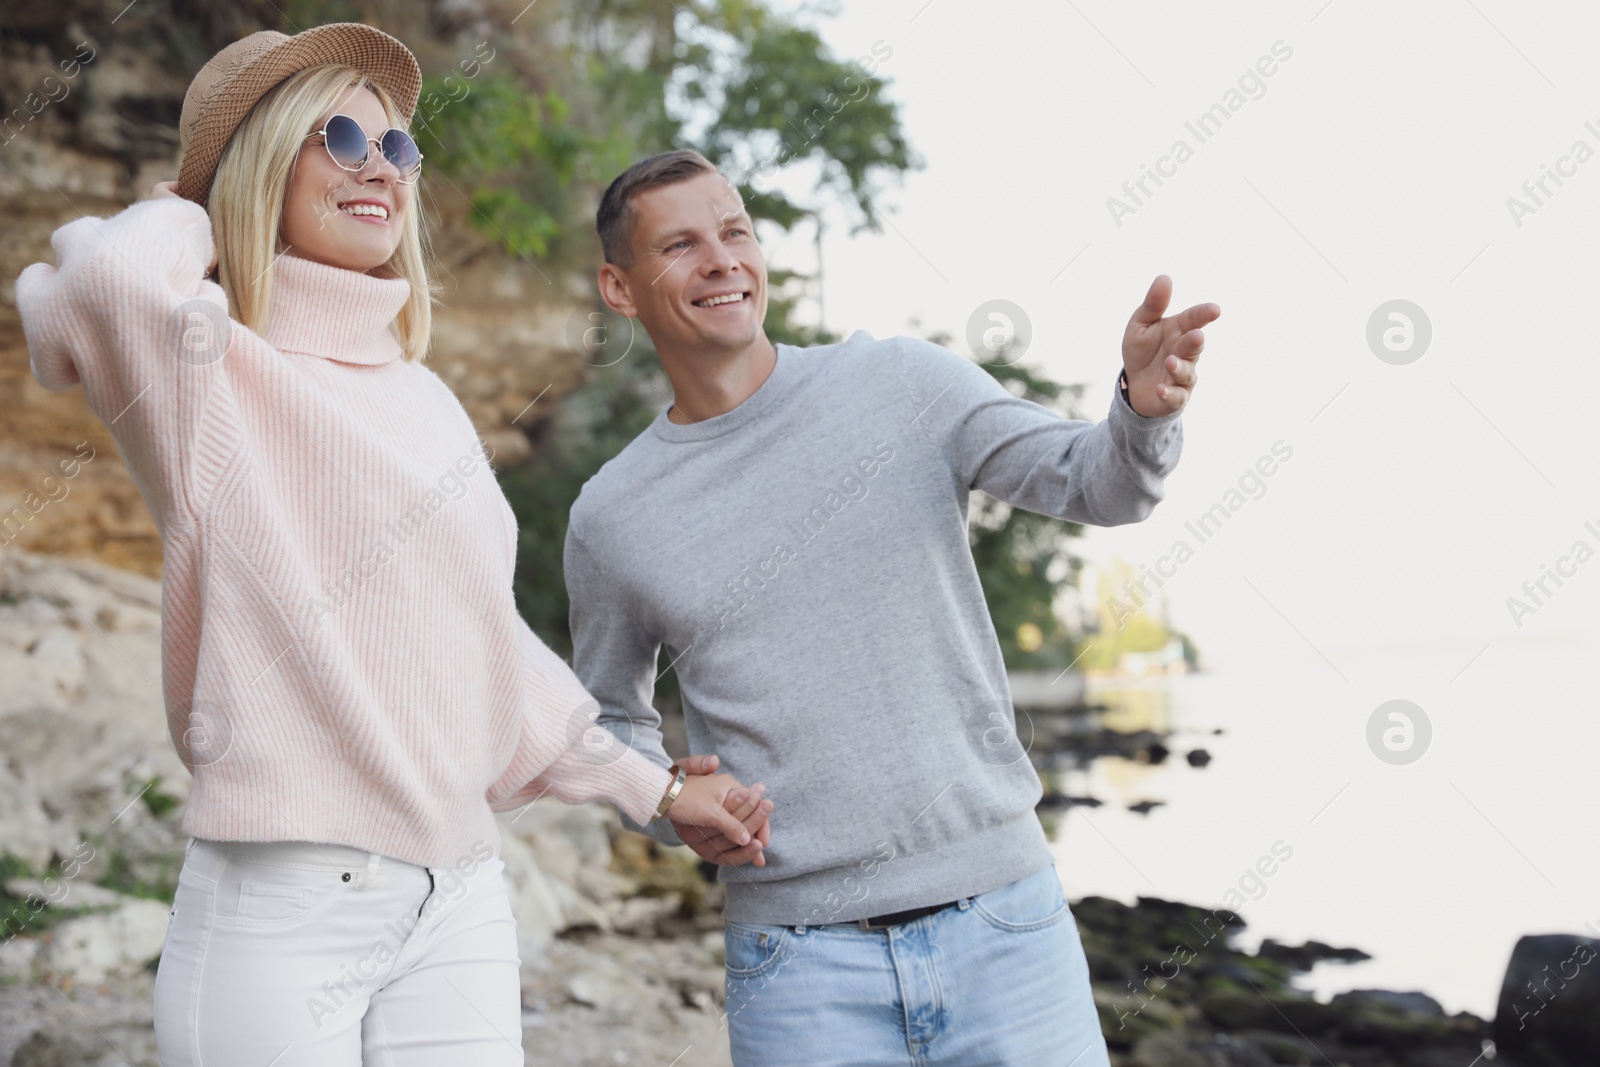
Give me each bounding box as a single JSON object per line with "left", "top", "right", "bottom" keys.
{"left": 760, "top": 0, "right": 1600, "bottom": 669}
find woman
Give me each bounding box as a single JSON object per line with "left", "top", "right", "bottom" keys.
{"left": 15, "top": 23, "right": 770, "bottom": 1064}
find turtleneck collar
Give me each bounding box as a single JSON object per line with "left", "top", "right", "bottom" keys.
{"left": 262, "top": 251, "right": 414, "bottom": 365}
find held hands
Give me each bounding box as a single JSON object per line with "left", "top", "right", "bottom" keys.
{"left": 1122, "top": 275, "right": 1220, "bottom": 418}
{"left": 666, "top": 754, "right": 773, "bottom": 868}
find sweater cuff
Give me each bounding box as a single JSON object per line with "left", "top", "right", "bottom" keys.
{"left": 575, "top": 742, "right": 677, "bottom": 827}
{"left": 1110, "top": 373, "right": 1183, "bottom": 428}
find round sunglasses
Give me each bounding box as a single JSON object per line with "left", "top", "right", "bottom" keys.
{"left": 303, "top": 114, "right": 424, "bottom": 184}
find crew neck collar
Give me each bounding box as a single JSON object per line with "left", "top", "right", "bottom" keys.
{"left": 262, "top": 251, "right": 413, "bottom": 365}
{"left": 651, "top": 344, "right": 792, "bottom": 443}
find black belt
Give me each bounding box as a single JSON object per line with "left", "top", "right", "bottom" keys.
{"left": 851, "top": 900, "right": 959, "bottom": 931}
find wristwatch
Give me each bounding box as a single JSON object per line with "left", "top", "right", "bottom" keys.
{"left": 653, "top": 763, "right": 687, "bottom": 819}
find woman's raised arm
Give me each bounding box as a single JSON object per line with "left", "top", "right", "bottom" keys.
{"left": 15, "top": 190, "right": 234, "bottom": 527}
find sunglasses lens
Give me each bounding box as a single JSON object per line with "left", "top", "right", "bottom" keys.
{"left": 323, "top": 114, "right": 368, "bottom": 170}
{"left": 380, "top": 129, "right": 421, "bottom": 178}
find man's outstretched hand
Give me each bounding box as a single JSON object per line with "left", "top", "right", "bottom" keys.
{"left": 1122, "top": 275, "right": 1220, "bottom": 418}
{"left": 670, "top": 754, "right": 773, "bottom": 867}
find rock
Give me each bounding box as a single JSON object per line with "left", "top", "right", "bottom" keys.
{"left": 496, "top": 830, "right": 568, "bottom": 955}
{"left": 0, "top": 705, "right": 189, "bottom": 891}
{"left": 10, "top": 1026, "right": 112, "bottom": 1067}
{"left": 1257, "top": 938, "right": 1373, "bottom": 971}
{"left": 501, "top": 800, "right": 615, "bottom": 883}
{"left": 1332, "top": 988, "right": 1444, "bottom": 1016}
{"left": 0, "top": 936, "right": 39, "bottom": 982}
{"left": 609, "top": 895, "right": 685, "bottom": 938}
{"left": 1036, "top": 792, "right": 1102, "bottom": 810}
{"left": 1130, "top": 1030, "right": 1274, "bottom": 1067}
{"left": 497, "top": 804, "right": 621, "bottom": 943}
{"left": 0, "top": 597, "right": 65, "bottom": 643}
{"left": 0, "top": 765, "right": 57, "bottom": 873}
{"left": 1186, "top": 747, "right": 1212, "bottom": 767}
{"left": 565, "top": 955, "right": 649, "bottom": 1014}
{"left": 1039, "top": 727, "right": 1171, "bottom": 770}
{"left": 1493, "top": 933, "right": 1600, "bottom": 1066}
{"left": 36, "top": 897, "right": 169, "bottom": 983}
{"left": 2, "top": 877, "right": 128, "bottom": 910}
{"left": 1095, "top": 981, "right": 1188, "bottom": 1051}
{"left": 1198, "top": 984, "right": 1340, "bottom": 1035}
{"left": 26, "top": 625, "right": 86, "bottom": 700}
{"left": 1325, "top": 987, "right": 1453, "bottom": 1046}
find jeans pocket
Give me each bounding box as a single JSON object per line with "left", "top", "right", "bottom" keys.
{"left": 237, "top": 882, "right": 315, "bottom": 922}
{"left": 723, "top": 921, "right": 793, "bottom": 981}
{"left": 971, "top": 867, "right": 1069, "bottom": 933}
{"left": 211, "top": 863, "right": 342, "bottom": 930}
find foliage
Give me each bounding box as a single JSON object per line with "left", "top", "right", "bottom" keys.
{"left": 503, "top": 343, "right": 666, "bottom": 660}
{"left": 960, "top": 350, "right": 1091, "bottom": 672}
{"left": 137, "top": 775, "right": 182, "bottom": 819}
{"left": 413, "top": 77, "right": 586, "bottom": 261}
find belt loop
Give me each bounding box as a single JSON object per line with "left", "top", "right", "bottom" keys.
{"left": 359, "top": 851, "right": 381, "bottom": 891}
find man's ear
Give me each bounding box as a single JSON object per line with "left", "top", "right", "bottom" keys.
{"left": 597, "top": 263, "right": 637, "bottom": 318}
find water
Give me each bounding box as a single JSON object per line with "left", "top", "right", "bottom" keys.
{"left": 1046, "top": 637, "right": 1600, "bottom": 1020}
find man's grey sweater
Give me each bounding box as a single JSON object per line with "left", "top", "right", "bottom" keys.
{"left": 565, "top": 331, "right": 1182, "bottom": 925}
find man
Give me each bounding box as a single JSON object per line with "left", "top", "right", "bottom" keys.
{"left": 566, "top": 148, "right": 1218, "bottom": 1066}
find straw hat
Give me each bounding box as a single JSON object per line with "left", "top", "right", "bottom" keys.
{"left": 176, "top": 22, "right": 422, "bottom": 207}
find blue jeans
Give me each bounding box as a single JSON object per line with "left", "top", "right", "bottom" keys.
{"left": 722, "top": 865, "right": 1109, "bottom": 1067}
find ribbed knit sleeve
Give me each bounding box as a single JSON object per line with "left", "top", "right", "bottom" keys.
{"left": 15, "top": 197, "right": 235, "bottom": 530}
{"left": 485, "top": 615, "right": 674, "bottom": 827}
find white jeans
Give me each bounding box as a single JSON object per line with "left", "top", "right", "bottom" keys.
{"left": 153, "top": 835, "right": 524, "bottom": 1065}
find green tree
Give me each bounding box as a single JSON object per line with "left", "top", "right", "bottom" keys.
{"left": 947, "top": 341, "right": 1091, "bottom": 672}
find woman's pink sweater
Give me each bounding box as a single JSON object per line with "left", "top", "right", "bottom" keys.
{"left": 15, "top": 196, "right": 672, "bottom": 867}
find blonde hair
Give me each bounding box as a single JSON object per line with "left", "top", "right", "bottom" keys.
{"left": 207, "top": 64, "right": 436, "bottom": 362}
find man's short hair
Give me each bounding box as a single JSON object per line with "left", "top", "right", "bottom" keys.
{"left": 596, "top": 148, "right": 719, "bottom": 267}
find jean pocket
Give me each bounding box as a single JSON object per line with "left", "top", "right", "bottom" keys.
{"left": 237, "top": 882, "right": 315, "bottom": 921}
{"left": 723, "top": 921, "right": 793, "bottom": 981}
{"left": 970, "top": 867, "right": 1069, "bottom": 933}
{"left": 212, "top": 865, "right": 343, "bottom": 929}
